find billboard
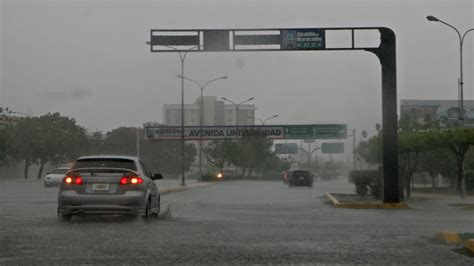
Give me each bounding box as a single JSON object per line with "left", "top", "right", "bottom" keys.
{"left": 401, "top": 99, "right": 474, "bottom": 127}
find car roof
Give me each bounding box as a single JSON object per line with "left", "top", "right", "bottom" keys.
{"left": 76, "top": 155, "right": 139, "bottom": 161}
{"left": 55, "top": 166, "right": 71, "bottom": 169}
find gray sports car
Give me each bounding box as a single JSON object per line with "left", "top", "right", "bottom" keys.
{"left": 57, "top": 155, "right": 162, "bottom": 221}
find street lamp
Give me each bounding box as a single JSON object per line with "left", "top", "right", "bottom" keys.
{"left": 248, "top": 114, "right": 279, "bottom": 125}
{"left": 427, "top": 15, "right": 474, "bottom": 126}
{"left": 221, "top": 97, "right": 255, "bottom": 126}
{"left": 146, "top": 42, "right": 200, "bottom": 187}
{"left": 178, "top": 75, "right": 228, "bottom": 181}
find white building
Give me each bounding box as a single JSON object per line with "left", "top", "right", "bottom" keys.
{"left": 163, "top": 96, "right": 256, "bottom": 126}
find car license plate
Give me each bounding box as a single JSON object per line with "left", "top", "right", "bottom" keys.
{"left": 92, "top": 183, "right": 109, "bottom": 191}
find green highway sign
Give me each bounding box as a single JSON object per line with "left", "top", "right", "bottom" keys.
{"left": 313, "top": 124, "right": 347, "bottom": 139}
{"left": 284, "top": 125, "right": 314, "bottom": 138}
{"left": 281, "top": 29, "right": 325, "bottom": 50}
{"left": 284, "top": 124, "right": 347, "bottom": 139}
{"left": 321, "top": 143, "right": 345, "bottom": 154}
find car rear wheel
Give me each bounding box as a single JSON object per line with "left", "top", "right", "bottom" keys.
{"left": 59, "top": 214, "right": 72, "bottom": 222}
{"left": 57, "top": 211, "right": 72, "bottom": 222}
{"left": 152, "top": 195, "right": 160, "bottom": 217}
{"left": 142, "top": 199, "right": 152, "bottom": 221}
{"left": 57, "top": 206, "right": 72, "bottom": 222}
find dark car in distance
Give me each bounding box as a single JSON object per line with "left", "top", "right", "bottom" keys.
{"left": 287, "top": 170, "right": 313, "bottom": 188}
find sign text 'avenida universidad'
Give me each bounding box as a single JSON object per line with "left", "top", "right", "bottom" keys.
{"left": 145, "top": 124, "right": 346, "bottom": 141}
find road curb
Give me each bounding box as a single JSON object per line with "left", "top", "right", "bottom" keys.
{"left": 160, "top": 182, "right": 214, "bottom": 195}
{"left": 465, "top": 239, "right": 474, "bottom": 253}
{"left": 435, "top": 231, "right": 474, "bottom": 253}
{"left": 435, "top": 231, "right": 462, "bottom": 244}
{"left": 325, "top": 192, "right": 412, "bottom": 209}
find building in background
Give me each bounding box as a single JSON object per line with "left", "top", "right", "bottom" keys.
{"left": 163, "top": 96, "right": 256, "bottom": 126}
{"left": 0, "top": 107, "right": 27, "bottom": 129}
{"left": 400, "top": 99, "right": 474, "bottom": 127}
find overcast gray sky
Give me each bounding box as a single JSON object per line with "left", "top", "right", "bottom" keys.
{"left": 1, "top": 0, "right": 473, "bottom": 138}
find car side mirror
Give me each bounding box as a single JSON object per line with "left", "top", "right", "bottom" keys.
{"left": 153, "top": 173, "right": 163, "bottom": 180}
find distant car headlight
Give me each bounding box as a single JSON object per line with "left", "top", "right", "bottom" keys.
{"left": 216, "top": 173, "right": 223, "bottom": 179}
{"left": 45, "top": 176, "right": 51, "bottom": 180}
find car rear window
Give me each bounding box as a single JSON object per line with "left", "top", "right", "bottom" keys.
{"left": 292, "top": 171, "right": 311, "bottom": 177}
{"left": 72, "top": 158, "right": 137, "bottom": 171}
{"left": 51, "top": 168, "right": 68, "bottom": 174}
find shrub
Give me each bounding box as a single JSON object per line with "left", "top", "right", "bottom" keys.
{"left": 350, "top": 170, "right": 383, "bottom": 199}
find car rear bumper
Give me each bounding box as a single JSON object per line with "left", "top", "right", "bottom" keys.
{"left": 290, "top": 179, "right": 313, "bottom": 186}
{"left": 44, "top": 180, "right": 61, "bottom": 187}
{"left": 58, "top": 190, "right": 147, "bottom": 215}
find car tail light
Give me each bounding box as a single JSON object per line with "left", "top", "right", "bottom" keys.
{"left": 63, "top": 176, "right": 83, "bottom": 185}
{"left": 119, "top": 176, "right": 143, "bottom": 185}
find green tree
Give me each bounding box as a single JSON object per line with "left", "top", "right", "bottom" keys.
{"left": 102, "top": 127, "right": 138, "bottom": 155}
{"left": 36, "top": 113, "right": 88, "bottom": 179}
{"left": 9, "top": 117, "right": 40, "bottom": 179}
{"left": 9, "top": 113, "right": 88, "bottom": 179}
{"left": 441, "top": 128, "right": 474, "bottom": 198}
{"left": 398, "top": 131, "right": 429, "bottom": 198}
{"left": 357, "top": 134, "right": 382, "bottom": 165}
{"left": 231, "top": 135, "right": 274, "bottom": 176}
{"left": 418, "top": 148, "right": 456, "bottom": 188}
{"left": 203, "top": 140, "right": 235, "bottom": 173}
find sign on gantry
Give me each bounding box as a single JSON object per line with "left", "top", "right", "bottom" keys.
{"left": 144, "top": 124, "right": 347, "bottom": 141}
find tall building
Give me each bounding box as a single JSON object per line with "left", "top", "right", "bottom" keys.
{"left": 163, "top": 96, "right": 256, "bottom": 126}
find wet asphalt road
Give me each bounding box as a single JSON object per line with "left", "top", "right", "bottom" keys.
{"left": 1, "top": 179, "right": 473, "bottom": 265}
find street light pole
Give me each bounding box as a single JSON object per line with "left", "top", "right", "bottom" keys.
{"left": 147, "top": 43, "right": 200, "bottom": 187}
{"left": 178, "top": 75, "right": 228, "bottom": 181}
{"left": 221, "top": 97, "right": 255, "bottom": 126}
{"left": 427, "top": 16, "right": 474, "bottom": 126}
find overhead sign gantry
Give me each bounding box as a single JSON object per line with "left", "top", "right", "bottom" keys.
{"left": 148, "top": 27, "right": 399, "bottom": 203}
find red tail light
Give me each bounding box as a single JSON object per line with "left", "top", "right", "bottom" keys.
{"left": 63, "top": 176, "right": 83, "bottom": 185}
{"left": 119, "top": 176, "right": 143, "bottom": 185}
{"left": 74, "top": 176, "right": 83, "bottom": 185}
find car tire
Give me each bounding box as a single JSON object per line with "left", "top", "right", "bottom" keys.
{"left": 57, "top": 206, "right": 72, "bottom": 222}
{"left": 58, "top": 211, "right": 72, "bottom": 222}
{"left": 59, "top": 214, "right": 72, "bottom": 222}
{"left": 152, "top": 195, "right": 160, "bottom": 217}
{"left": 142, "top": 198, "right": 152, "bottom": 221}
